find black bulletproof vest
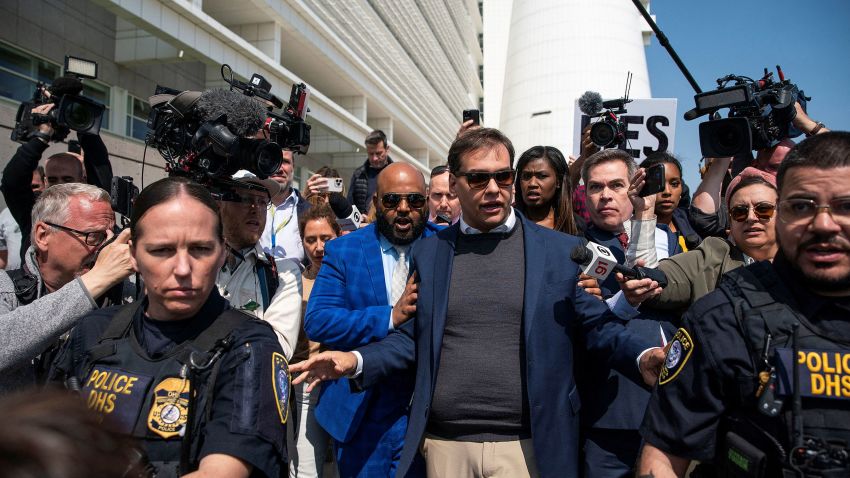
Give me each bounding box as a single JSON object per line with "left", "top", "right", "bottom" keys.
{"left": 714, "top": 262, "right": 850, "bottom": 477}
{"left": 78, "top": 302, "right": 248, "bottom": 477}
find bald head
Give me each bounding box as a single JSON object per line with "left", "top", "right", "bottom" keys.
{"left": 45, "top": 153, "right": 85, "bottom": 187}
{"left": 376, "top": 162, "right": 426, "bottom": 197}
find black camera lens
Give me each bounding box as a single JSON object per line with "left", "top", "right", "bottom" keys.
{"left": 64, "top": 98, "right": 95, "bottom": 131}
{"left": 234, "top": 139, "right": 282, "bottom": 179}
{"left": 253, "top": 141, "right": 282, "bottom": 178}
{"left": 590, "top": 121, "right": 618, "bottom": 147}
{"left": 698, "top": 117, "right": 752, "bottom": 158}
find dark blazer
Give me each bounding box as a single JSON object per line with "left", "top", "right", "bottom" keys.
{"left": 356, "top": 214, "right": 652, "bottom": 478}
{"left": 581, "top": 226, "right": 676, "bottom": 432}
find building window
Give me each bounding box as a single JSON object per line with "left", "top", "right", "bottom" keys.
{"left": 0, "top": 42, "right": 61, "bottom": 102}
{"left": 81, "top": 80, "right": 111, "bottom": 131}
{"left": 126, "top": 95, "right": 151, "bottom": 141}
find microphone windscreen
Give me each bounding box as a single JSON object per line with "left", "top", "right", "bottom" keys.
{"left": 195, "top": 89, "right": 267, "bottom": 137}
{"left": 49, "top": 76, "right": 84, "bottom": 97}
{"left": 327, "top": 193, "right": 353, "bottom": 219}
{"left": 578, "top": 91, "right": 603, "bottom": 116}
{"left": 570, "top": 245, "right": 591, "bottom": 265}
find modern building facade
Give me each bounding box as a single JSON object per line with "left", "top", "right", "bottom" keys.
{"left": 0, "top": 0, "right": 483, "bottom": 208}
{"left": 483, "top": 0, "right": 654, "bottom": 156}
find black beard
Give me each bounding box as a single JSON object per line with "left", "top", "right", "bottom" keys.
{"left": 778, "top": 244, "right": 850, "bottom": 293}
{"left": 376, "top": 209, "right": 425, "bottom": 246}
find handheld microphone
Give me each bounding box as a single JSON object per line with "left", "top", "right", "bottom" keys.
{"left": 571, "top": 241, "right": 668, "bottom": 287}
{"left": 328, "top": 194, "right": 361, "bottom": 231}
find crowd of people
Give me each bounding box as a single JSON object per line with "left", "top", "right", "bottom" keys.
{"left": 0, "top": 71, "right": 848, "bottom": 478}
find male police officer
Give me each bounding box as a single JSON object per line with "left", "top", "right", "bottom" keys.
{"left": 638, "top": 132, "right": 850, "bottom": 477}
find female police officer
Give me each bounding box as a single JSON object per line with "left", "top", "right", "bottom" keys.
{"left": 50, "top": 177, "right": 288, "bottom": 477}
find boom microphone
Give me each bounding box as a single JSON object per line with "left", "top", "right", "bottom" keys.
{"left": 195, "top": 89, "right": 267, "bottom": 137}
{"left": 570, "top": 242, "right": 668, "bottom": 287}
{"left": 578, "top": 91, "right": 604, "bottom": 116}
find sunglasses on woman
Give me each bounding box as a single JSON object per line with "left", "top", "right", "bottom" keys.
{"left": 454, "top": 169, "right": 515, "bottom": 189}
{"left": 381, "top": 193, "right": 427, "bottom": 209}
{"left": 729, "top": 202, "right": 776, "bottom": 222}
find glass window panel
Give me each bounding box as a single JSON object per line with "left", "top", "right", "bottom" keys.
{"left": 0, "top": 46, "right": 31, "bottom": 76}
{"left": 0, "top": 70, "right": 36, "bottom": 102}
{"left": 36, "top": 60, "right": 60, "bottom": 83}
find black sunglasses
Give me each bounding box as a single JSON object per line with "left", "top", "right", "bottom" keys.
{"left": 45, "top": 222, "right": 109, "bottom": 246}
{"left": 454, "top": 169, "right": 515, "bottom": 189}
{"left": 729, "top": 202, "right": 776, "bottom": 222}
{"left": 381, "top": 193, "right": 427, "bottom": 209}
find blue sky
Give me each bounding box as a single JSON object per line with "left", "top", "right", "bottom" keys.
{"left": 644, "top": 0, "right": 850, "bottom": 190}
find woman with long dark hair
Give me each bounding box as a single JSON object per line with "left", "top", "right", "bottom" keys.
{"left": 514, "top": 145, "right": 582, "bottom": 234}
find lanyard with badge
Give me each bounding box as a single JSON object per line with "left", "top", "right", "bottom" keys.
{"left": 268, "top": 201, "right": 294, "bottom": 248}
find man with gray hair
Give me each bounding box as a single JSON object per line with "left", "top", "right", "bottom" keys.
{"left": 0, "top": 183, "right": 133, "bottom": 392}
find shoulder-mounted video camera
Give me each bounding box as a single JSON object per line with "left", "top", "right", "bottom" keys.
{"left": 145, "top": 64, "right": 311, "bottom": 186}
{"left": 11, "top": 56, "right": 106, "bottom": 144}
{"left": 685, "top": 65, "right": 807, "bottom": 157}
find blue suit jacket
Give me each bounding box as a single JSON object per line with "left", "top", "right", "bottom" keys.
{"left": 304, "top": 222, "right": 439, "bottom": 443}
{"left": 355, "top": 215, "right": 653, "bottom": 478}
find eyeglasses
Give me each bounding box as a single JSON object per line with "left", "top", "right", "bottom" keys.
{"left": 45, "top": 222, "right": 109, "bottom": 246}
{"left": 454, "top": 169, "right": 515, "bottom": 189}
{"left": 777, "top": 198, "right": 850, "bottom": 225}
{"left": 381, "top": 193, "right": 427, "bottom": 209}
{"left": 729, "top": 202, "right": 776, "bottom": 222}
{"left": 233, "top": 194, "right": 270, "bottom": 208}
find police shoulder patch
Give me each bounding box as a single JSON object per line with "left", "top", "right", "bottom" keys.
{"left": 272, "top": 352, "right": 290, "bottom": 424}
{"left": 659, "top": 328, "right": 695, "bottom": 385}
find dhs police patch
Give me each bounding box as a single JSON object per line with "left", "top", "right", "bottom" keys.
{"left": 272, "top": 352, "right": 290, "bottom": 424}
{"left": 659, "top": 328, "right": 694, "bottom": 385}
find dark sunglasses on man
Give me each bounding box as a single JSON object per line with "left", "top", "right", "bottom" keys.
{"left": 454, "top": 169, "right": 515, "bottom": 189}
{"left": 382, "top": 193, "right": 427, "bottom": 209}
{"left": 729, "top": 202, "right": 776, "bottom": 223}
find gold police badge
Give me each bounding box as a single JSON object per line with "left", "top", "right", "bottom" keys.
{"left": 148, "top": 377, "right": 191, "bottom": 439}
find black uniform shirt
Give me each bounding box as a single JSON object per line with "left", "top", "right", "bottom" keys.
{"left": 54, "top": 290, "right": 287, "bottom": 477}
{"left": 640, "top": 255, "right": 850, "bottom": 461}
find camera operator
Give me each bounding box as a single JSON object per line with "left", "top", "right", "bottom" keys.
{"left": 689, "top": 101, "right": 829, "bottom": 238}
{"left": 0, "top": 183, "right": 133, "bottom": 393}
{"left": 1, "top": 77, "right": 113, "bottom": 263}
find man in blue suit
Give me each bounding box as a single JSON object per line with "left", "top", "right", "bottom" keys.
{"left": 304, "top": 162, "right": 436, "bottom": 477}
{"left": 581, "top": 149, "right": 674, "bottom": 478}
{"left": 295, "top": 128, "right": 661, "bottom": 478}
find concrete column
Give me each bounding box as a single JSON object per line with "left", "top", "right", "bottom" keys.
{"left": 229, "top": 22, "right": 282, "bottom": 64}
{"left": 330, "top": 96, "right": 367, "bottom": 123}
{"left": 109, "top": 86, "right": 129, "bottom": 138}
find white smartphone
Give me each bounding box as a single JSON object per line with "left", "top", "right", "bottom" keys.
{"left": 326, "top": 177, "right": 344, "bottom": 193}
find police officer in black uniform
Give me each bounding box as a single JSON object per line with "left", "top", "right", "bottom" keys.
{"left": 637, "top": 132, "right": 850, "bottom": 477}
{"left": 50, "top": 177, "right": 289, "bottom": 478}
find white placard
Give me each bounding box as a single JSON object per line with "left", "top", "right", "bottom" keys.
{"left": 573, "top": 98, "right": 677, "bottom": 163}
